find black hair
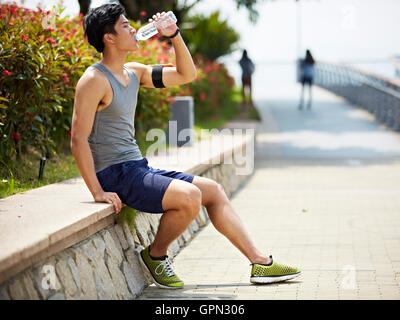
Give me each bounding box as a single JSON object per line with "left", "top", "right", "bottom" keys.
{"left": 83, "top": 3, "right": 125, "bottom": 53}
{"left": 305, "top": 49, "right": 315, "bottom": 64}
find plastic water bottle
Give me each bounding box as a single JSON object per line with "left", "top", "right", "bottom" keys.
{"left": 134, "top": 11, "right": 177, "bottom": 41}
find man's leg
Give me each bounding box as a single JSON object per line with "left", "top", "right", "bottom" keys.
{"left": 149, "top": 179, "right": 202, "bottom": 258}
{"left": 191, "top": 176, "right": 271, "bottom": 265}
{"left": 191, "top": 176, "right": 301, "bottom": 284}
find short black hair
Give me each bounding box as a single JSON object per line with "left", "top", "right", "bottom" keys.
{"left": 83, "top": 3, "right": 125, "bottom": 53}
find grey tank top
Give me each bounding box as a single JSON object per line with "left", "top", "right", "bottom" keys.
{"left": 88, "top": 62, "right": 143, "bottom": 173}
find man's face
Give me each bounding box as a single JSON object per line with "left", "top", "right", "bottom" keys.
{"left": 105, "top": 15, "right": 139, "bottom": 52}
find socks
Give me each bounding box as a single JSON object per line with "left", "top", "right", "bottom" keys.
{"left": 149, "top": 253, "right": 168, "bottom": 261}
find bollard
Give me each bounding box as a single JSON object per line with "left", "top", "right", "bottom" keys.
{"left": 166, "top": 96, "right": 194, "bottom": 147}
{"left": 38, "top": 157, "right": 46, "bottom": 180}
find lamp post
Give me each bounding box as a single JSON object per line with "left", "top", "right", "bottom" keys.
{"left": 296, "top": 0, "right": 302, "bottom": 59}
{"left": 295, "top": 0, "right": 302, "bottom": 82}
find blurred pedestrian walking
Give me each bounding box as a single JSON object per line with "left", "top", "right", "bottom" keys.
{"left": 298, "top": 49, "right": 315, "bottom": 110}
{"left": 239, "top": 49, "right": 255, "bottom": 111}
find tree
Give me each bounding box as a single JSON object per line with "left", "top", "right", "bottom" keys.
{"left": 78, "top": 0, "right": 263, "bottom": 23}
{"left": 183, "top": 11, "right": 240, "bottom": 60}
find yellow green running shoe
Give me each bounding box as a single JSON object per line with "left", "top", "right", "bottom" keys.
{"left": 139, "top": 246, "right": 184, "bottom": 289}
{"left": 250, "top": 255, "right": 301, "bottom": 284}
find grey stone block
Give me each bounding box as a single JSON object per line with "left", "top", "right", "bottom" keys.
{"left": 166, "top": 96, "right": 194, "bottom": 147}
{"left": 72, "top": 248, "right": 97, "bottom": 300}
{"left": 125, "top": 248, "right": 152, "bottom": 289}
{"left": 112, "top": 224, "right": 129, "bottom": 251}
{"left": 0, "top": 285, "right": 10, "bottom": 300}
{"left": 81, "top": 241, "right": 118, "bottom": 299}
{"left": 55, "top": 258, "right": 79, "bottom": 300}
{"left": 102, "top": 229, "right": 123, "bottom": 266}
{"left": 105, "top": 256, "right": 133, "bottom": 300}
{"left": 48, "top": 292, "right": 65, "bottom": 300}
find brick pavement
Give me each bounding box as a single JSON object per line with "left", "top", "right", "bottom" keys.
{"left": 139, "top": 86, "right": 400, "bottom": 300}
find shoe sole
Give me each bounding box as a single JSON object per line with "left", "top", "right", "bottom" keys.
{"left": 138, "top": 250, "right": 184, "bottom": 290}
{"left": 250, "top": 272, "right": 301, "bottom": 284}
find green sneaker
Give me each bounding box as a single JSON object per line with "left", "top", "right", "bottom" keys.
{"left": 139, "top": 246, "right": 184, "bottom": 289}
{"left": 250, "top": 255, "right": 301, "bottom": 284}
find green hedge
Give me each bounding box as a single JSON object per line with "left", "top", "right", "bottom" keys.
{"left": 0, "top": 3, "right": 235, "bottom": 167}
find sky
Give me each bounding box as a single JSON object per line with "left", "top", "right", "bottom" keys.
{"left": 11, "top": 0, "right": 400, "bottom": 84}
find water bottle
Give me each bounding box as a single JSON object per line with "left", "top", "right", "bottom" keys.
{"left": 134, "top": 11, "right": 177, "bottom": 41}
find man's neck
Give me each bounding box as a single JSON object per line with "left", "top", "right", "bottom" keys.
{"left": 99, "top": 50, "right": 129, "bottom": 75}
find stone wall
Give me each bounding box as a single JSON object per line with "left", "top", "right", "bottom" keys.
{"left": 0, "top": 162, "right": 250, "bottom": 300}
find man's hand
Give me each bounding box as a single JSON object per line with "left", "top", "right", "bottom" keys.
{"left": 94, "top": 191, "right": 122, "bottom": 214}
{"left": 149, "top": 12, "right": 177, "bottom": 38}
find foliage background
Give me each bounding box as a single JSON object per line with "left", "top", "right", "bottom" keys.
{"left": 0, "top": 2, "right": 239, "bottom": 196}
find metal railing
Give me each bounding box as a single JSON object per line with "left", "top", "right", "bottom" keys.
{"left": 313, "top": 61, "right": 400, "bottom": 132}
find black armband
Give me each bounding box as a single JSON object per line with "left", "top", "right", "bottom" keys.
{"left": 152, "top": 64, "right": 165, "bottom": 88}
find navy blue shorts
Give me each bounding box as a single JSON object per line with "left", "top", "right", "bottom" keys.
{"left": 96, "top": 157, "right": 195, "bottom": 214}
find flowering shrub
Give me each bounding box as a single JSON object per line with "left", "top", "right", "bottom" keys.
{"left": 182, "top": 54, "right": 235, "bottom": 121}
{"left": 0, "top": 3, "right": 180, "bottom": 162}
{"left": 0, "top": 2, "right": 236, "bottom": 165}
{"left": 0, "top": 3, "right": 97, "bottom": 161}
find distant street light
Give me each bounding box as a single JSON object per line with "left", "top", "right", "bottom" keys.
{"left": 296, "top": 0, "right": 302, "bottom": 59}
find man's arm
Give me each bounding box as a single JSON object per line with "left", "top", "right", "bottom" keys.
{"left": 126, "top": 13, "right": 196, "bottom": 88}
{"left": 70, "top": 71, "right": 122, "bottom": 213}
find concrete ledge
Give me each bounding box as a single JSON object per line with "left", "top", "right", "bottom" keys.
{"left": 0, "top": 125, "right": 257, "bottom": 299}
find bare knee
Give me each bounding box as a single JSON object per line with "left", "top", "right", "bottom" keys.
{"left": 204, "top": 180, "right": 226, "bottom": 207}
{"left": 181, "top": 185, "right": 202, "bottom": 219}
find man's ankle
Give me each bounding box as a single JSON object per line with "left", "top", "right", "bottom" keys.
{"left": 251, "top": 255, "right": 272, "bottom": 265}
{"left": 149, "top": 244, "right": 168, "bottom": 260}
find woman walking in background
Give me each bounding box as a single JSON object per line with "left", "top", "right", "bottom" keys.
{"left": 298, "top": 49, "right": 315, "bottom": 110}
{"left": 239, "top": 49, "right": 255, "bottom": 111}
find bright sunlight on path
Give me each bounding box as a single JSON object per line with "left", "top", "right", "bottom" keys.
{"left": 139, "top": 84, "right": 400, "bottom": 300}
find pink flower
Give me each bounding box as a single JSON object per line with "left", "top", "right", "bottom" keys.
{"left": 63, "top": 35, "right": 70, "bottom": 41}
{"left": 9, "top": 22, "right": 14, "bottom": 26}
{"left": 46, "top": 27, "right": 55, "bottom": 32}
{"left": 199, "top": 92, "right": 206, "bottom": 101}
{"left": 21, "top": 34, "right": 29, "bottom": 41}
{"left": 68, "top": 130, "right": 72, "bottom": 137}
{"left": 46, "top": 37, "right": 56, "bottom": 44}
{"left": 65, "top": 50, "right": 73, "bottom": 57}
{"left": 30, "top": 16, "right": 35, "bottom": 22}
{"left": 2, "top": 70, "right": 11, "bottom": 76}
{"left": 140, "top": 11, "right": 147, "bottom": 16}
{"left": 63, "top": 73, "right": 70, "bottom": 83}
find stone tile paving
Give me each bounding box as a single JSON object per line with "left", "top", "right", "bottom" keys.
{"left": 139, "top": 86, "right": 400, "bottom": 300}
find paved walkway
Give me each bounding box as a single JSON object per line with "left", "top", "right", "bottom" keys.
{"left": 139, "top": 84, "right": 400, "bottom": 300}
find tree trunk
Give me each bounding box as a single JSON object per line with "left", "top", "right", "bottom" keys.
{"left": 78, "top": 0, "right": 91, "bottom": 16}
